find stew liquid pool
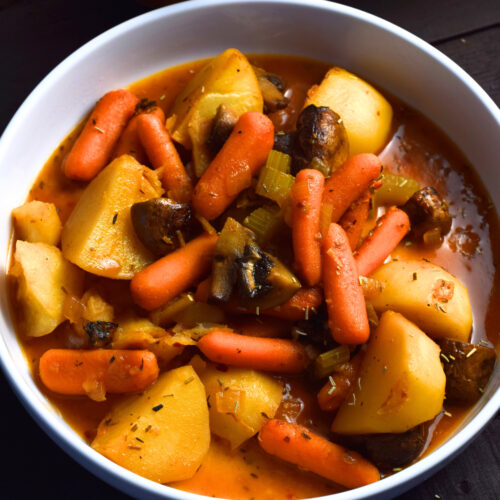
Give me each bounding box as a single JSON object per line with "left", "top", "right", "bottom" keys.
{"left": 7, "top": 52, "right": 499, "bottom": 499}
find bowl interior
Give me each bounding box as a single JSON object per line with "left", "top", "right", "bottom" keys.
{"left": 1, "top": 1, "right": 499, "bottom": 499}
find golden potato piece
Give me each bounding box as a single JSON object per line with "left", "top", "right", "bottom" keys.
{"left": 367, "top": 259, "right": 472, "bottom": 342}
{"left": 12, "top": 200, "right": 62, "bottom": 245}
{"left": 92, "top": 365, "right": 210, "bottom": 483}
{"left": 332, "top": 311, "right": 445, "bottom": 434}
{"left": 199, "top": 365, "right": 282, "bottom": 448}
{"left": 166, "top": 48, "right": 263, "bottom": 176}
{"left": 305, "top": 67, "right": 392, "bottom": 156}
{"left": 10, "top": 240, "right": 84, "bottom": 337}
{"left": 61, "top": 155, "right": 163, "bottom": 279}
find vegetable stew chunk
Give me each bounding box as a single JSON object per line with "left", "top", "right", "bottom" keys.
{"left": 402, "top": 187, "right": 452, "bottom": 244}
{"left": 334, "top": 423, "right": 429, "bottom": 471}
{"left": 331, "top": 311, "right": 445, "bottom": 434}
{"left": 91, "top": 365, "right": 210, "bottom": 483}
{"left": 437, "top": 338, "right": 496, "bottom": 404}
{"left": 131, "top": 197, "right": 192, "bottom": 257}
{"left": 293, "top": 104, "right": 349, "bottom": 175}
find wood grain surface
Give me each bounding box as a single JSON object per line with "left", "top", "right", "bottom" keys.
{"left": 1, "top": 1, "right": 498, "bottom": 499}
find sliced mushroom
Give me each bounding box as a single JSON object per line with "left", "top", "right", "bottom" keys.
{"left": 83, "top": 320, "right": 118, "bottom": 347}
{"left": 206, "top": 104, "right": 239, "bottom": 154}
{"left": 402, "top": 187, "right": 452, "bottom": 244}
{"left": 292, "top": 104, "right": 349, "bottom": 175}
{"left": 437, "top": 338, "right": 496, "bottom": 404}
{"left": 210, "top": 217, "right": 256, "bottom": 302}
{"left": 236, "top": 244, "right": 274, "bottom": 300}
{"left": 253, "top": 65, "right": 289, "bottom": 113}
{"left": 131, "top": 198, "right": 192, "bottom": 257}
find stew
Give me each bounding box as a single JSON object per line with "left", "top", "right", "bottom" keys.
{"left": 7, "top": 49, "right": 499, "bottom": 499}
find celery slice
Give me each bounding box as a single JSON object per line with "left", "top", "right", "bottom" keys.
{"left": 243, "top": 206, "right": 282, "bottom": 243}
{"left": 256, "top": 167, "right": 295, "bottom": 207}
{"left": 265, "top": 149, "right": 292, "bottom": 174}
{"left": 373, "top": 172, "right": 420, "bottom": 207}
{"left": 314, "top": 345, "right": 351, "bottom": 379}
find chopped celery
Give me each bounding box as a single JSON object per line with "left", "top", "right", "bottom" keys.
{"left": 243, "top": 206, "right": 282, "bottom": 243}
{"left": 373, "top": 172, "right": 420, "bottom": 208}
{"left": 256, "top": 166, "right": 295, "bottom": 207}
{"left": 314, "top": 345, "right": 351, "bottom": 379}
{"left": 265, "top": 149, "right": 292, "bottom": 174}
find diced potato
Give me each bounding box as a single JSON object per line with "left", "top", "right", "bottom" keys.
{"left": 10, "top": 240, "right": 84, "bottom": 336}
{"left": 112, "top": 316, "right": 190, "bottom": 365}
{"left": 198, "top": 364, "right": 283, "bottom": 448}
{"left": 305, "top": 67, "right": 392, "bottom": 156}
{"left": 91, "top": 365, "right": 210, "bottom": 483}
{"left": 367, "top": 259, "right": 472, "bottom": 342}
{"left": 12, "top": 200, "right": 62, "bottom": 245}
{"left": 166, "top": 48, "right": 263, "bottom": 176}
{"left": 331, "top": 311, "right": 445, "bottom": 434}
{"left": 61, "top": 155, "right": 163, "bottom": 279}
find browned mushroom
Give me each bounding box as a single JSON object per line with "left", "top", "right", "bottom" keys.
{"left": 402, "top": 187, "right": 452, "bottom": 244}
{"left": 206, "top": 103, "right": 239, "bottom": 154}
{"left": 333, "top": 423, "right": 429, "bottom": 472}
{"left": 253, "top": 65, "right": 289, "bottom": 113}
{"left": 292, "top": 104, "right": 349, "bottom": 176}
{"left": 131, "top": 197, "right": 192, "bottom": 257}
{"left": 437, "top": 338, "right": 496, "bottom": 404}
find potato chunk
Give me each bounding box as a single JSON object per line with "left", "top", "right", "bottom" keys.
{"left": 61, "top": 155, "right": 163, "bottom": 279}
{"left": 12, "top": 200, "right": 62, "bottom": 245}
{"left": 305, "top": 67, "right": 392, "bottom": 156}
{"left": 10, "top": 241, "right": 84, "bottom": 336}
{"left": 367, "top": 259, "right": 472, "bottom": 342}
{"left": 331, "top": 311, "right": 445, "bottom": 434}
{"left": 166, "top": 48, "right": 263, "bottom": 176}
{"left": 199, "top": 364, "right": 283, "bottom": 448}
{"left": 91, "top": 365, "right": 210, "bottom": 483}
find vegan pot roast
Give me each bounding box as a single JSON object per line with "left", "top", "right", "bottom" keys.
{"left": 6, "top": 49, "right": 499, "bottom": 499}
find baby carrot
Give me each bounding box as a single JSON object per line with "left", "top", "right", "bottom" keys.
{"left": 64, "top": 89, "right": 139, "bottom": 181}
{"left": 339, "top": 189, "right": 372, "bottom": 250}
{"left": 39, "top": 349, "right": 158, "bottom": 396}
{"left": 320, "top": 153, "right": 382, "bottom": 236}
{"left": 192, "top": 111, "right": 274, "bottom": 220}
{"left": 323, "top": 223, "right": 369, "bottom": 345}
{"left": 194, "top": 277, "right": 211, "bottom": 303}
{"left": 113, "top": 106, "right": 165, "bottom": 164}
{"left": 258, "top": 419, "right": 380, "bottom": 489}
{"left": 291, "top": 169, "right": 325, "bottom": 286}
{"left": 317, "top": 352, "right": 363, "bottom": 412}
{"left": 131, "top": 232, "right": 218, "bottom": 310}
{"left": 136, "top": 111, "right": 193, "bottom": 203}
{"left": 197, "top": 330, "right": 310, "bottom": 373}
{"left": 263, "top": 286, "right": 323, "bottom": 321}
{"left": 355, "top": 206, "right": 410, "bottom": 277}
{"left": 228, "top": 315, "right": 292, "bottom": 338}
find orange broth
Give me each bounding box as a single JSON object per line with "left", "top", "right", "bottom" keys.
{"left": 8, "top": 54, "right": 500, "bottom": 499}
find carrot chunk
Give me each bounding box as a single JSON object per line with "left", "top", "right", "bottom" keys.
{"left": 355, "top": 206, "right": 410, "bottom": 276}
{"left": 259, "top": 419, "right": 380, "bottom": 489}
{"left": 64, "top": 89, "right": 139, "bottom": 181}
{"left": 193, "top": 111, "right": 274, "bottom": 220}
{"left": 320, "top": 153, "right": 382, "bottom": 236}
{"left": 323, "top": 223, "right": 369, "bottom": 344}
{"left": 197, "top": 330, "right": 310, "bottom": 373}
{"left": 291, "top": 169, "right": 325, "bottom": 286}
{"left": 39, "top": 349, "right": 158, "bottom": 396}
{"left": 131, "top": 232, "right": 218, "bottom": 310}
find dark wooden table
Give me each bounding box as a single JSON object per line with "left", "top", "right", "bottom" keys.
{"left": 1, "top": 0, "right": 498, "bottom": 498}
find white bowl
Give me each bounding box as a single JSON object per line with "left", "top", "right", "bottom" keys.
{"left": 1, "top": 1, "right": 499, "bottom": 499}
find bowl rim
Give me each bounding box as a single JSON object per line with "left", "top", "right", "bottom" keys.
{"left": 0, "top": 0, "right": 499, "bottom": 499}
